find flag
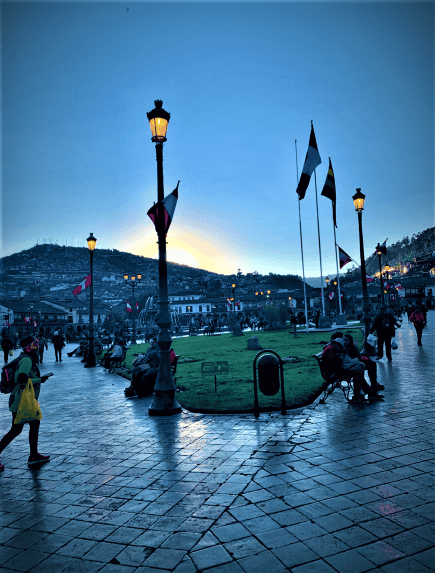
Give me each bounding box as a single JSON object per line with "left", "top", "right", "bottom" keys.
{"left": 377, "top": 240, "right": 387, "bottom": 255}
{"left": 135, "top": 302, "right": 140, "bottom": 312}
{"left": 321, "top": 158, "right": 337, "bottom": 227}
{"left": 366, "top": 275, "right": 374, "bottom": 283}
{"left": 329, "top": 292, "right": 334, "bottom": 300}
{"left": 235, "top": 301, "right": 241, "bottom": 307}
{"left": 296, "top": 123, "right": 321, "bottom": 200}
{"left": 227, "top": 298, "right": 232, "bottom": 310}
{"left": 73, "top": 274, "right": 92, "bottom": 296}
{"left": 147, "top": 181, "right": 179, "bottom": 236}
{"left": 337, "top": 245, "right": 352, "bottom": 269}
{"left": 395, "top": 283, "right": 403, "bottom": 290}
{"left": 126, "top": 301, "right": 132, "bottom": 313}
{"left": 385, "top": 283, "right": 391, "bottom": 290}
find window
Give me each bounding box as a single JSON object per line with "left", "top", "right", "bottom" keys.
{"left": 207, "top": 305, "right": 210, "bottom": 312}
{"left": 199, "top": 305, "right": 202, "bottom": 312}
{"left": 186, "top": 306, "right": 192, "bottom": 313}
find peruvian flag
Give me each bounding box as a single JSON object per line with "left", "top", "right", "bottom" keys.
{"left": 337, "top": 245, "right": 352, "bottom": 269}
{"left": 227, "top": 298, "right": 232, "bottom": 310}
{"left": 296, "top": 122, "right": 321, "bottom": 200}
{"left": 385, "top": 283, "right": 391, "bottom": 290}
{"left": 235, "top": 301, "right": 241, "bottom": 307}
{"left": 24, "top": 317, "right": 30, "bottom": 323}
{"left": 135, "top": 302, "right": 140, "bottom": 312}
{"left": 147, "top": 181, "right": 179, "bottom": 236}
{"left": 366, "top": 275, "right": 374, "bottom": 283}
{"left": 126, "top": 301, "right": 133, "bottom": 313}
{"left": 73, "top": 274, "right": 92, "bottom": 296}
{"left": 329, "top": 292, "right": 334, "bottom": 300}
{"left": 395, "top": 283, "right": 403, "bottom": 290}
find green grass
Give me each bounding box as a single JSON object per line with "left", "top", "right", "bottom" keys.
{"left": 122, "top": 328, "right": 364, "bottom": 414}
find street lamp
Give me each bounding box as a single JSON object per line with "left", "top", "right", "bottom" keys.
{"left": 232, "top": 283, "right": 236, "bottom": 324}
{"left": 325, "top": 277, "right": 330, "bottom": 317}
{"left": 352, "top": 189, "right": 371, "bottom": 351}
{"left": 375, "top": 243, "right": 385, "bottom": 306}
{"left": 333, "top": 278, "right": 338, "bottom": 314}
{"left": 146, "top": 99, "right": 181, "bottom": 416}
{"left": 124, "top": 273, "right": 141, "bottom": 343}
{"left": 85, "top": 232, "right": 97, "bottom": 368}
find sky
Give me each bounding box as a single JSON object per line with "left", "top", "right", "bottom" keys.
{"left": 2, "top": 1, "right": 434, "bottom": 279}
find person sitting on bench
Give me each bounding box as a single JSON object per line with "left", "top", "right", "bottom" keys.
{"left": 102, "top": 339, "right": 124, "bottom": 369}
{"left": 343, "top": 333, "right": 384, "bottom": 393}
{"left": 322, "top": 334, "right": 383, "bottom": 402}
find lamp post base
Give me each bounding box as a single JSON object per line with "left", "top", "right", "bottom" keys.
{"left": 335, "top": 313, "right": 348, "bottom": 326}
{"left": 149, "top": 391, "right": 182, "bottom": 416}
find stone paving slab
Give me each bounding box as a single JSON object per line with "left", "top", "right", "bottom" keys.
{"left": 0, "top": 313, "right": 434, "bottom": 572}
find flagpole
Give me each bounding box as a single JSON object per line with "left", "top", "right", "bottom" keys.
{"left": 314, "top": 170, "right": 325, "bottom": 316}
{"left": 295, "top": 140, "right": 309, "bottom": 334}
{"left": 333, "top": 215, "right": 343, "bottom": 315}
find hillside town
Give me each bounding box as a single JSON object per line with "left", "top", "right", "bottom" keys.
{"left": 1, "top": 227, "right": 435, "bottom": 341}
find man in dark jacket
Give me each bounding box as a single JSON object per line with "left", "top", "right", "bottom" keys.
{"left": 370, "top": 307, "right": 401, "bottom": 361}
{"left": 1, "top": 336, "right": 13, "bottom": 364}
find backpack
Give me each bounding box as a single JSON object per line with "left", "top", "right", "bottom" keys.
{"left": 1, "top": 353, "right": 39, "bottom": 394}
{"left": 381, "top": 317, "right": 391, "bottom": 330}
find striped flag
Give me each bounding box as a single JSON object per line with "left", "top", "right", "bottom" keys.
{"left": 73, "top": 274, "right": 92, "bottom": 296}
{"left": 337, "top": 245, "right": 352, "bottom": 269}
{"left": 329, "top": 292, "right": 334, "bottom": 300}
{"left": 296, "top": 123, "right": 321, "bottom": 200}
{"left": 321, "top": 158, "right": 337, "bottom": 227}
{"left": 126, "top": 301, "right": 132, "bottom": 313}
{"left": 147, "top": 181, "right": 179, "bottom": 236}
{"left": 135, "top": 302, "right": 140, "bottom": 312}
{"left": 366, "top": 275, "right": 374, "bottom": 283}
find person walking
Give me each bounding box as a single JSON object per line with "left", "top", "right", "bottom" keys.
{"left": 1, "top": 335, "right": 14, "bottom": 364}
{"left": 409, "top": 305, "right": 427, "bottom": 346}
{"left": 0, "top": 336, "right": 50, "bottom": 471}
{"left": 370, "top": 306, "right": 401, "bottom": 361}
{"left": 52, "top": 330, "right": 65, "bottom": 362}
{"left": 38, "top": 333, "right": 48, "bottom": 364}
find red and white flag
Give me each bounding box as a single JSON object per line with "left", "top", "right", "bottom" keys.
{"left": 135, "top": 302, "right": 140, "bottom": 312}
{"left": 329, "top": 292, "right": 334, "bottom": 300}
{"left": 395, "top": 283, "right": 403, "bottom": 290}
{"left": 73, "top": 274, "right": 92, "bottom": 296}
{"left": 235, "top": 301, "right": 241, "bottom": 307}
{"left": 337, "top": 245, "right": 352, "bottom": 269}
{"left": 126, "top": 301, "right": 132, "bottom": 313}
{"left": 366, "top": 275, "right": 374, "bottom": 283}
{"left": 227, "top": 298, "right": 232, "bottom": 310}
{"left": 147, "top": 181, "right": 179, "bottom": 236}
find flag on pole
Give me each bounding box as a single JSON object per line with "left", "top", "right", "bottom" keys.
{"left": 366, "top": 275, "right": 374, "bottom": 283}
{"left": 126, "top": 301, "right": 132, "bottom": 313}
{"left": 329, "top": 292, "right": 334, "bottom": 300}
{"left": 235, "top": 301, "right": 241, "bottom": 307}
{"left": 395, "top": 283, "right": 403, "bottom": 290}
{"left": 337, "top": 245, "right": 352, "bottom": 269}
{"left": 135, "top": 302, "right": 139, "bottom": 312}
{"left": 147, "top": 181, "right": 180, "bottom": 236}
{"left": 227, "top": 298, "right": 232, "bottom": 310}
{"left": 385, "top": 283, "right": 391, "bottom": 290}
{"left": 73, "top": 274, "right": 92, "bottom": 296}
{"left": 296, "top": 123, "right": 321, "bottom": 200}
{"left": 321, "top": 158, "right": 337, "bottom": 227}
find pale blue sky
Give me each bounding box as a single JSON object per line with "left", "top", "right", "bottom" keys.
{"left": 2, "top": 1, "right": 434, "bottom": 277}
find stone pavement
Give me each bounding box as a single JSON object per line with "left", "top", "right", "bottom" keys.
{"left": 0, "top": 314, "right": 434, "bottom": 573}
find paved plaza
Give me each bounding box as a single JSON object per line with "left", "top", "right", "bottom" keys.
{"left": 0, "top": 315, "right": 434, "bottom": 573}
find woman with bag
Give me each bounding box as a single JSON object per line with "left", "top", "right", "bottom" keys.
{"left": 410, "top": 305, "right": 427, "bottom": 346}
{"left": 0, "top": 336, "right": 50, "bottom": 471}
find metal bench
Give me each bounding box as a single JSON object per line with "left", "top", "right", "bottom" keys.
{"left": 313, "top": 352, "right": 355, "bottom": 403}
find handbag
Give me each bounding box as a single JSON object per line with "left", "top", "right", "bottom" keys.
{"left": 391, "top": 337, "right": 398, "bottom": 350}
{"left": 14, "top": 379, "right": 42, "bottom": 424}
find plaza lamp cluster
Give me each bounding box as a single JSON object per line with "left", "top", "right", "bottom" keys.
{"left": 123, "top": 272, "right": 142, "bottom": 343}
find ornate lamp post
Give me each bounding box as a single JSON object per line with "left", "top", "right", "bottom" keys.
{"left": 333, "top": 278, "right": 338, "bottom": 314}
{"left": 375, "top": 243, "right": 385, "bottom": 306}
{"left": 123, "top": 273, "right": 141, "bottom": 343}
{"left": 85, "top": 232, "right": 97, "bottom": 368}
{"left": 352, "top": 189, "right": 371, "bottom": 351}
{"left": 325, "top": 277, "right": 330, "bottom": 317}
{"left": 146, "top": 99, "right": 181, "bottom": 416}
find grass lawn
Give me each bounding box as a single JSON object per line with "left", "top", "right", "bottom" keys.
{"left": 121, "top": 327, "right": 364, "bottom": 414}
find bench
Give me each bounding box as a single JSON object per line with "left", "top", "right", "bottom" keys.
{"left": 100, "top": 349, "right": 128, "bottom": 373}
{"left": 313, "top": 352, "right": 355, "bottom": 403}
{"left": 124, "top": 354, "right": 180, "bottom": 397}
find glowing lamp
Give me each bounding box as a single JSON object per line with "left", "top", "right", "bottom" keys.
{"left": 87, "top": 233, "right": 97, "bottom": 251}
{"left": 137, "top": 273, "right": 142, "bottom": 281}
{"left": 352, "top": 188, "right": 365, "bottom": 212}
{"left": 131, "top": 276, "right": 136, "bottom": 281}
{"left": 325, "top": 277, "right": 330, "bottom": 284}
{"left": 146, "top": 100, "right": 170, "bottom": 143}
{"left": 232, "top": 284, "right": 236, "bottom": 288}
{"left": 124, "top": 274, "right": 129, "bottom": 281}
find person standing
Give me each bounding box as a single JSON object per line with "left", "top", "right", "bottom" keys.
{"left": 1, "top": 336, "right": 13, "bottom": 364}
{"left": 409, "top": 305, "right": 427, "bottom": 346}
{"left": 52, "top": 330, "right": 65, "bottom": 362}
{"left": 0, "top": 336, "right": 50, "bottom": 471}
{"left": 370, "top": 306, "right": 401, "bottom": 361}
{"left": 38, "top": 334, "right": 48, "bottom": 364}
